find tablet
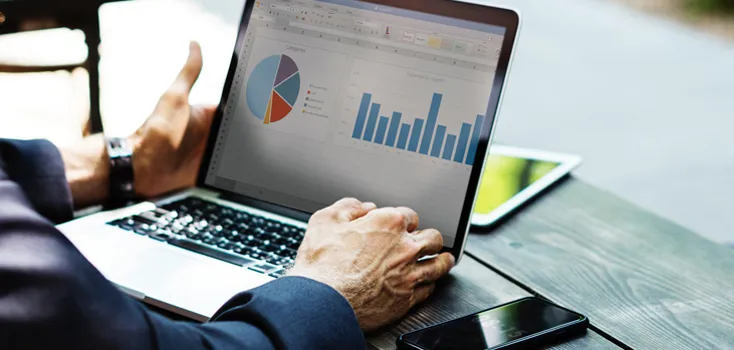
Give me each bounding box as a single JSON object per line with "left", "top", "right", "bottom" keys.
{"left": 471, "top": 145, "right": 582, "bottom": 227}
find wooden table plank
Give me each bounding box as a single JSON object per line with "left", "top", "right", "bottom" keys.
{"left": 466, "top": 178, "right": 734, "bottom": 349}
{"left": 369, "top": 256, "right": 619, "bottom": 350}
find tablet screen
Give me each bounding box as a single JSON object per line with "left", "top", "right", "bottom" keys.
{"left": 474, "top": 154, "right": 561, "bottom": 216}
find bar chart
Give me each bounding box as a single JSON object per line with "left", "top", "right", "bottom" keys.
{"left": 351, "top": 92, "right": 485, "bottom": 166}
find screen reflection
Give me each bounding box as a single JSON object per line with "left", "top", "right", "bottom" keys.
{"left": 402, "top": 298, "right": 582, "bottom": 350}
{"left": 474, "top": 154, "right": 560, "bottom": 216}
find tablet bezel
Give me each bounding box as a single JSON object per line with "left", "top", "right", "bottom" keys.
{"left": 470, "top": 145, "right": 582, "bottom": 227}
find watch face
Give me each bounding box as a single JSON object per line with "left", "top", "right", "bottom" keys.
{"left": 107, "top": 137, "right": 133, "bottom": 159}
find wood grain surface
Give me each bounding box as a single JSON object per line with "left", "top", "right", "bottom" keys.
{"left": 368, "top": 256, "right": 618, "bottom": 350}
{"left": 467, "top": 178, "right": 734, "bottom": 349}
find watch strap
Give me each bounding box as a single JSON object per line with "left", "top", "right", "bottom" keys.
{"left": 105, "top": 137, "right": 135, "bottom": 207}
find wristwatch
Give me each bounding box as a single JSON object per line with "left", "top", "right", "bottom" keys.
{"left": 106, "top": 137, "right": 135, "bottom": 207}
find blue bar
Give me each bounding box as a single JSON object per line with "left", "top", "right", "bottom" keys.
{"left": 352, "top": 93, "right": 372, "bottom": 139}
{"left": 443, "top": 134, "right": 457, "bottom": 160}
{"left": 374, "top": 116, "right": 390, "bottom": 144}
{"left": 362, "top": 103, "right": 381, "bottom": 142}
{"left": 397, "top": 123, "right": 411, "bottom": 150}
{"left": 408, "top": 118, "right": 425, "bottom": 152}
{"left": 431, "top": 125, "right": 447, "bottom": 158}
{"left": 385, "top": 112, "right": 402, "bottom": 147}
{"left": 466, "top": 115, "right": 485, "bottom": 166}
{"left": 419, "top": 93, "right": 443, "bottom": 155}
{"left": 454, "top": 123, "right": 472, "bottom": 163}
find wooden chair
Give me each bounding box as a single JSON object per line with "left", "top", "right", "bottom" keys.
{"left": 0, "top": 0, "right": 127, "bottom": 134}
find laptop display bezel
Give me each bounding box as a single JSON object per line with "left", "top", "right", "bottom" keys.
{"left": 197, "top": 0, "right": 520, "bottom": 259}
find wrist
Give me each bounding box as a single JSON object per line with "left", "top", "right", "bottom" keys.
{"left": 127, "top": 132, "right": 152, "bottom": 198}
{"left": 61, "top": 134, "right": 110, "bottom": 208}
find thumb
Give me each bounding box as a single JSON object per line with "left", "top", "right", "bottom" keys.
{"left": 168, "top": 41, "right": 203, "bottom": 96}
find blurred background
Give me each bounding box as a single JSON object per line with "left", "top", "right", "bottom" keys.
{"left": 0, "top": 0, "right": 732, "bottom": 244}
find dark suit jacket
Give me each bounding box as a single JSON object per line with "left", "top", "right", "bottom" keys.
{"left": 0, "top": 139, "right": 365, "bottom": 349}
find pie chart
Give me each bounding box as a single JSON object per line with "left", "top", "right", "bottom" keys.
{"left": 246, "top": 54, "right": 300, "bottom": 124}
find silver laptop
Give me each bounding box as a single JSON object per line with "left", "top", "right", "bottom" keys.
{"left": 58, "top": 0, "right": 520, "bottom": 321}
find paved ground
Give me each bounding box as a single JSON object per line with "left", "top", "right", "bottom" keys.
{"left": 614, "top": 0, "right": 734, "bottom": 41}
{"left": 479, "top": 0, "right": 734, "bottom": 244}
{"left": 1, "top": 0, "right": 732, "bottom": 244}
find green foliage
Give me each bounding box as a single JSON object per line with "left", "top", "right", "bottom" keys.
{"left": 687, "top": 0, "right": 734, "bottom": 14}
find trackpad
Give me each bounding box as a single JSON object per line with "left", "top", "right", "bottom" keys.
{"left": 68, "top": 226, "right": 272, "bottom": 319}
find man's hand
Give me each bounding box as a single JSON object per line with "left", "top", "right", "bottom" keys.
{"left": 130, "top": 42, "right": 216, "bottom": 198}
{"left": 62, "top": 42, "right": 216, "bottom": 207}
{"left": 288, "top": 198, "right": 456, "bottom": 332}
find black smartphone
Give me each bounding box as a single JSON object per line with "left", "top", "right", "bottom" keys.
{"left": 397, "top": 297, "right": 589, "bottom": 350}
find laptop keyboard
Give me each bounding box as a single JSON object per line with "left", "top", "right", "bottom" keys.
{"left": 107, "top": 197, "right": 304, "bottom": 278}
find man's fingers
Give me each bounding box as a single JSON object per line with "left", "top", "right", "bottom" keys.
{"left": 311, "top": 198, "right": 376, "bottom": 225}
{"left": 396, "top": 207, "right": 420, "bottom": 232}
{"left": 332, "top": 198, "right": 376, "bottom": 222}
{"left": 411, "top": 283, "right": 436, "bottom": 308}
{"left": 411, "top": 253, "right": 455, "bottom": 285}
{"left": 412, "top": 229, "right": 444, "bottom": 257}
{"left": 169, "top": 41, "right": 204, "bottom": 96}
{"left": 360, "top": 207, "right": 419, "bottom": 232}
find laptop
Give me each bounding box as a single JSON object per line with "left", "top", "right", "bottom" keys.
{"left": 58, "top": 0, "right": 520, "bottom": 321}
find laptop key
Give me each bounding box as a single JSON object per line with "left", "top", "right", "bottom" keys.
{"left": 226, "top": 230, "right": 242, "bottom": 241}
{"left": 202, "top": 235, "right": 216, "bottom": 245}
{"left": 243, "top": 235, "right": 262, "bottom": 246}
{"left": 264, "top": 254, "right": 281, "bottom": 265}
{"left": 252, "top": 217, "right": 266, "bottom": 228}
{"left": 286, "top": 239, "right": 300, "bottom": 250}
{"left": 261, "top": 244, "right": 278, "bottom": 253}
{"left": 249, "top": 250, "right": 265, "bottom": 260}
{"left": 236, "top": 245, "right": 252, "bottom": 256}
{"left": 278, "top": 257, "right": 295, "bottom": 267}
{"left": 131, "top": 215, "right": 157, "bottom": 226}
{"left": 118, "top": 223, "right": 134, "bottom": 232}
{"left": 149, "top": 232, "right": 172, "bottom": 242}
{"left": 169, "top": 239, "right": 257, "bottom": 267}
{"left": 268, "top": 270, "right": 286, "bottom": 279}
{"left": 216, "top": 238, "right": 229, "bottom": 249}
{"left": 248, "top": 263, "right": 278, "bottom": 274}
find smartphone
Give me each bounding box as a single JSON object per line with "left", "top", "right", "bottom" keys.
{"left": 397, "top": 297, "right": 589, "bottom": 350}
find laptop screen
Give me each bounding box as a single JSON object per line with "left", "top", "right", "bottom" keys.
{"left": 205, "top": 0, "right": 508, "bottom": 248}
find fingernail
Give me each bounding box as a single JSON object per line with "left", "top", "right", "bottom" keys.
{"left": 449, "top": 255, "right": 456, "bottom": 267}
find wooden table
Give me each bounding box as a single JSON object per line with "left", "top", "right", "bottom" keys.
{"left": 369, "top": 178, "right": 734, "bottom": 349}
{"left": 368, "top": 255, "right": 619, "bottom": 350}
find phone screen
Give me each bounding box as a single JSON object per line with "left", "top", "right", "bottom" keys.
{"left": 401, "top": 298, "right": 585, "bottom": 350}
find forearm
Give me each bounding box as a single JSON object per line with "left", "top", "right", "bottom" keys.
{"left": 0, "top": 164, "right": 361, "bottom": 349}
{"left": 59, "top": 134, "right": 110, "bottom": 208}
{"left": 0, "top": 167, "right": 260, "bottom": 349}
{"left": 0, "top": 139, "right": 74, "bottom": 223}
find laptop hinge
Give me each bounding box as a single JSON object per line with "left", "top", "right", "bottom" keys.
{"left": 189, "top": 187, "right": 221, "bottom": 199}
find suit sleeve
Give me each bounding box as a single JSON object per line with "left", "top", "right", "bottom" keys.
{"left": 0, "top": 139, "right": 365, "bottom": 350}
{"left": 0, "top": 139, "right": 74, "bottom": 224}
